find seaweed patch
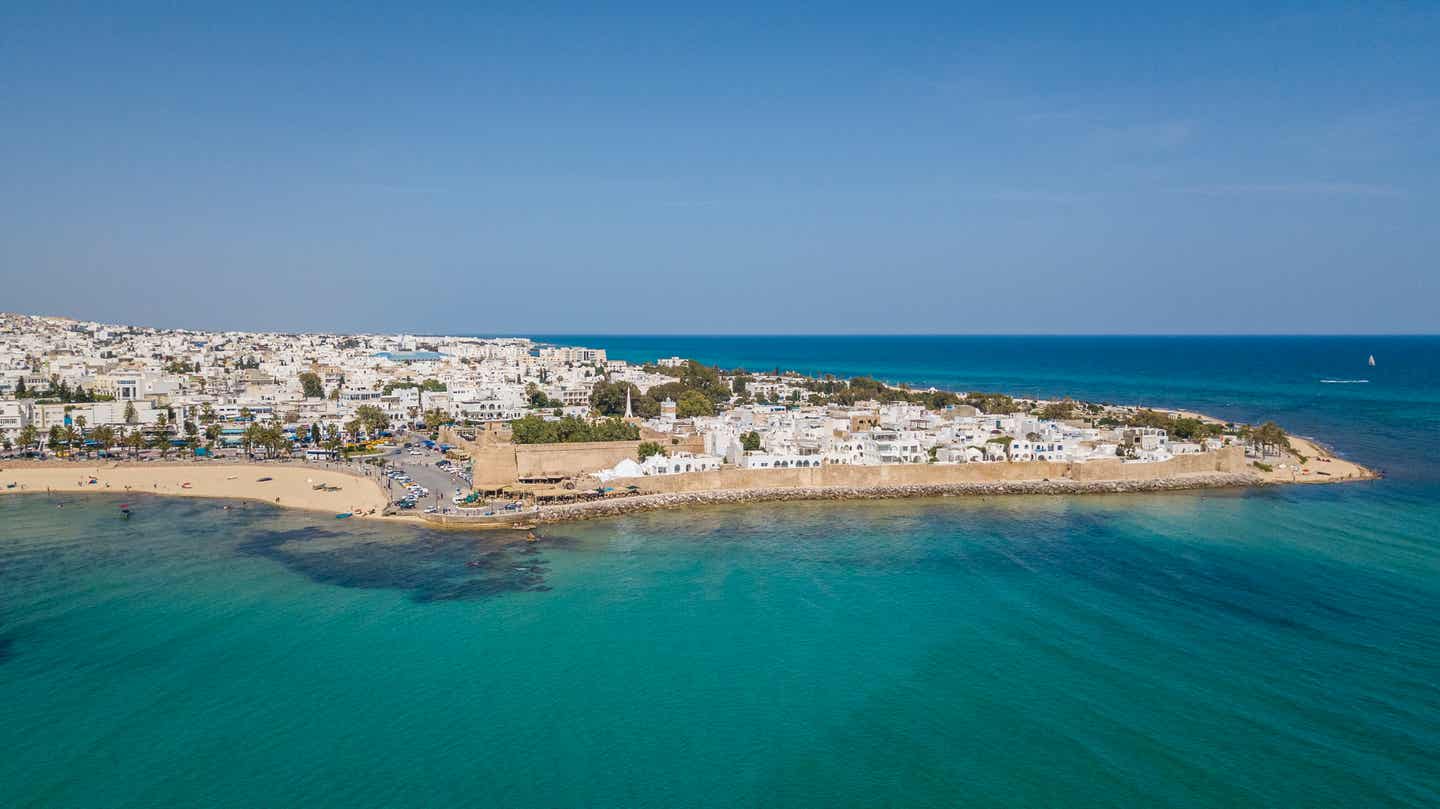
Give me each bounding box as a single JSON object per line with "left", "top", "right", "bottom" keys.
{"left": 237, "top": 525, "right": 556, "bottom": 601}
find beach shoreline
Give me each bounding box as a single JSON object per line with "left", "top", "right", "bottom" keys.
{"left": 0, "top": 461, "right": 391, "bottom": 518}
{"left": 1250, "top": 435, "right": 1378, "bottom": 484}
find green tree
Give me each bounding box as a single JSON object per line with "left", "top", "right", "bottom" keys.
{"left": 509, "top": 415, "right": 639, "bottom": 444}
{"left": 149, "top": 428, "right": 172, "bottom": 458}
{"left": 123, "top": 401, "right": 138, "bottom": 424}
{"left": 588, "top": 380, "right": 622, "bottom": 415}
{"left": 1250, "top": 421, "right": 1292, "bottom": 457}
{"left": 354, "top": 405, "right": 390, "bottom": 437}
{"left": 675, "top": 390, "right": 713, "bottom": 418}
{"left": 298, "top": 371, "right": 325, "bottom": 398}
{"left": 526, "top": 383, "right": 562, "bottom": 410}
{"left": 963, "top": 392, "right": 1019, "bottom": 414}
{"left": 18, "top": 424, "right": 38, "bottom": 453}
{"left": 740, "top": 431, "right": 762, "bottom": 452}
{"left": 91, "top": 425, "right": 116, "bottom": 453}
{"left": 125, "top": 428, "right": 147, "bottom": 458}
{"left": 1038, "top": 399, "right": 1075, "bottom": 420}
{"left": 986, "top": 435, "right": 1014, "bottom": 460}
{"left": 422, "top": 409, "right": 451, "bottom": 431}
{"left": 637, "top": 441, "right": 665, "bottom": 461}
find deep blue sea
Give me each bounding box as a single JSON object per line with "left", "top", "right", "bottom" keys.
{"left": 3, "top": 336, "right": 1439, "bottom": 808}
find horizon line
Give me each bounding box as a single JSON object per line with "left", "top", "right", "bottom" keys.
{"left": 472, "top": 332, "right": 1440, "bottom": 339}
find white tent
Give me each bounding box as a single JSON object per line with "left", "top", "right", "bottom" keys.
{"left": 596, "top": 457, "right": 645, "bottom": 482}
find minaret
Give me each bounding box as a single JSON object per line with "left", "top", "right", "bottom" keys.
{"left": 624, "top": 387, "right": 633, "bottom": 418}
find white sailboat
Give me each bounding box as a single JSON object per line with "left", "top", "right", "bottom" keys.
{"left": 1368, "top": 354, "right": 1376, "bottom": 367}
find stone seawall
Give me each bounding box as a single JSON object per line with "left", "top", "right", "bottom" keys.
{"left": 530, "top": 472, "right": 1259, "bottom": 525}
{"left": 623, "top": 446, "right": 1250, "bottom": 493}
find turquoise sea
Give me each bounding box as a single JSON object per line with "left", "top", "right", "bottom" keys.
{"left": 3, "top": 336, "right": 1439, "bottom": 808}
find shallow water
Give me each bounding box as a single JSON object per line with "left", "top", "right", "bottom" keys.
{"left": 4, "top": 336, "right": 1439, "bottom": 807}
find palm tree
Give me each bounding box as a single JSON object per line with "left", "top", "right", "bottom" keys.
{"left": 91, "top": 425, "right": 116, "bottom": 455}
{"left": 125, "top": 428, "right": 146, "bottom": 459}
{"left": 60, "top": 425, "right": 79, "bottom": 454}
{"left": 241, "top": 423, "right": 259, "bottom": 457}
{"left": 18, "top": 424, "right": 39, "bottom": 455}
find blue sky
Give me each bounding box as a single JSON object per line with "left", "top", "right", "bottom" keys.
{"left": 2, "top": 1, "right": 1436, "bottom": 334}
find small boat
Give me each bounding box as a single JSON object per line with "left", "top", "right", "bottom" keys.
{"left": 226, "top": 475, "right": 238, "bottom": 480}
{"left": 181, "top": 482, "right": 192, "bottom": 489}
{"left": 1368, "top": 354, "right": 1376, "bottom": 366}
{"left": 256, "top": 477, "right": 273, "bottom": 482}
{"left": 335, "top": 512, "right": 353, "bottom": 519}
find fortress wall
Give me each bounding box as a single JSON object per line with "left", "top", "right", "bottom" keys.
{"left": 514, "top": 441, "right": 641, "bottom": 479}
{"left": 630, "top": 459, "right": 1073, "bottom": 493}
{"left": 441, "top": 427, "right": 642, "bottom": 486}
{"left": 1069, "top": 445, "right": 1246, "bottom": 481}
{"left": 628, "top": 447, "right": 1246, "bottom": 493}
{"left": 454, "top": 431, "right": 1248, "bottom": 491}
{"left": 470, "top": 445, "right": 520, "bottom": 488}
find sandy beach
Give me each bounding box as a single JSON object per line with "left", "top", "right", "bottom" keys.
{"left": 0, "top": 462, "right": 390, "bottom": 517}
{"left": 1252, "top": 435, "right": 1377, "bottom": 484}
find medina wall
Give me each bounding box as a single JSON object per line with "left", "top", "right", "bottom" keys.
{"left": 513, "top": 440, "right": 642, "bottom": 480}
{"left": 443, "top": 423, "right": 643, "bottom": 487}
{"left": 626, "top": 445, "right": 1248, "bottom": 494}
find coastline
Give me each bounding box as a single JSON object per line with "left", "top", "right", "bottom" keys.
{"left": 2, "top": 436, "right": 1378, "bottom": 528}
{"left": 1250, "top": 435, "right": 1377, "bottom": 484}
{"left": 524, "top": 472, "right": 1261, "bottom": 525}
{"left": 0, "top": 462, "right": 391, "bottom": 518}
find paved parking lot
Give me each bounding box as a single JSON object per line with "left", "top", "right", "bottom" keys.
{"left": 378, "top": 436, "right": 471, "bottom": 511}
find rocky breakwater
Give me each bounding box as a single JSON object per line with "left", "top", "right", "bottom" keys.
{"left": 531, "top": 472, "right": 1259, "bottom": 524}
